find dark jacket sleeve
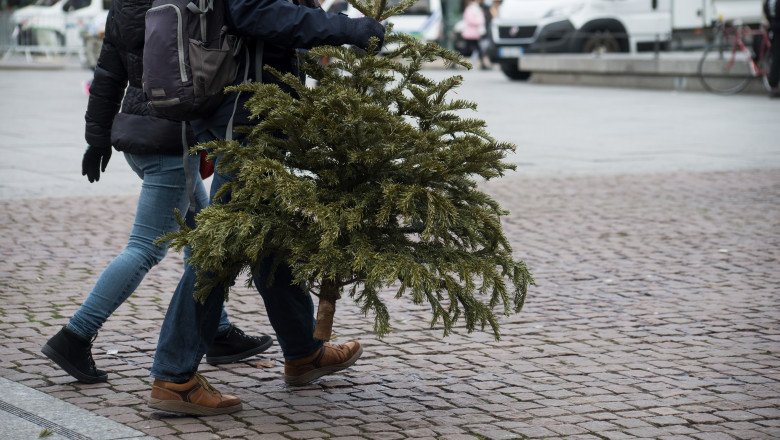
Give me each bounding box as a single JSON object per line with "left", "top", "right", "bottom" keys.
{"left": 84, "top": 1, "right": 129, "bottom": 150}
{"left": 765, "top": 0, "right": 780, "bottom": 22}
{"left": 227, "top": 0, "right": 355, "bottom": 49}
{"left": 765, "top": 0, "right": 769, "bottom": 21}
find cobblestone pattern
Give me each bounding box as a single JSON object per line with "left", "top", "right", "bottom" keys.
{"left": 1, "top": 169, "right": 779, "bottom": 440}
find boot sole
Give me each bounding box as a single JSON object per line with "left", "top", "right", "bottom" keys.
{"left": 148, "top": 398, "right": 242, "bottom": 416}
{"left": 41, "top": 344, "right": 107, "bottom": 384}
{"left": 205, "top": 336, "right": 273, "bottom": 365}
{"left": 284, "top": 345, "right": 363, "bottom": 386}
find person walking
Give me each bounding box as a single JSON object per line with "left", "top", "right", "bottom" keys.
{"left": 41, "top": 0, "right": 273, "bottom": 385}
{"left": 461, "top": 0, "right": 489, "bottom": 69}
{"left": 145, "top": 0, "right": 385, "bottom": 416}
{"left": 765, "top": 0, "right": 780, "bottom": 97}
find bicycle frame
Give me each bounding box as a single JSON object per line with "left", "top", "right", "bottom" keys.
{"left": 698, "top": 20, "right": 773, "bottom": 94}
{"left": 719, "top": 24, "right": 771, "bottom": 77}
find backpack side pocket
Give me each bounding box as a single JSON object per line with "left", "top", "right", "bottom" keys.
{"left": 144, "top": 4, "right": 188, "bottom": 108}
{"left": 188, "top": 36, "right": 238, "bottom": 98}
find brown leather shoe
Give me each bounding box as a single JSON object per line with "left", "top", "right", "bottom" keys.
{"left": 148, "top": 373, "right": 242, "bottom": 415}
{"left": 284, "top": 341, "right": 363, "bottom": 386}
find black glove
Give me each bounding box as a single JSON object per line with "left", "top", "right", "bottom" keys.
{"left": 350, "top": 17, "right": 385, "bottom": 50}
{"left": 82, "top": 145, "right": 112, "bottom": 182}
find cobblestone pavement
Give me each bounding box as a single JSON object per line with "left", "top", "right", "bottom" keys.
{"left": 1, "top": 168, "right": 779, "bottom": 440}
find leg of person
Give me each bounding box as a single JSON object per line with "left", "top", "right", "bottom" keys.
{"left": 42, "top": 153, "right": 195, "bottom": 383}
{"left": 148, "top": 262, "right": 242, "bottom": 415}
{"left": 466, "top": 39, "right": 478, "bottom": 65}
{"left": 189, "top": 130, "right": 360, "bottom": 386}
{"left": 180, "top": 152, "right": 277, "bottom": 365}
{"left": 206, "top": 312, "right": 274, "bottom": 365}
{"left": 251, "top": 256, "right": 363, "bottom": 386}
{"left": 148, "top": 130, "right": 251, "bottom": 415}
{"left": 477, "top": 38, "right": 489, "bottom": 69}
{"left": 177, "top": 162, "right": 274, "bottom": 365}
{"left": 769, "top": 25, "right": 780, "bottom": 97}
{"left": 180, "top": 155, "right": 228, "bottom": 338}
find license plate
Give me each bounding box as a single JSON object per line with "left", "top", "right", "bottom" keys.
{"left": 498, "top": 46, "right": 524, "bottom": 58}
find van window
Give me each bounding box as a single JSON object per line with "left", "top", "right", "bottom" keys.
{"left": 62, "top": 0, "right": 90, "bottom": 10}
{"left": 388, "top": 0, "right": 432, "bottom": 15}
{"left": 33, "top": 0, "right": 60, "bottom": 6}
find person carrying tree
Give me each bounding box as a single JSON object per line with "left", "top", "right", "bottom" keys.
{"left": 145, "top": 0, "right": 385, "bottom": 416}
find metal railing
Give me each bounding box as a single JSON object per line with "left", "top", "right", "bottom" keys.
{"left": 0, "top": 12, "right": 86, "bottom": 63}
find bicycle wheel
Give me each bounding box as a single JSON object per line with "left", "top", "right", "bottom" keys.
{"left": 698, "top": 37, "right": 752, "bottom": 95}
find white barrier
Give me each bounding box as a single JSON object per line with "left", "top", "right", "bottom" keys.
{"left": 0, "top": 10, "right": 98, "bottom": 64}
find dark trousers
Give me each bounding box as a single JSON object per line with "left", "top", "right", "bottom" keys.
{"left": 769, "top": 23, "right": 780, "bottom": 88}
{"left": 150, "top": 127, "right": 323, "bottom": 382}
{"left": 464, "top": 39, "right": 485, "bottom": 66}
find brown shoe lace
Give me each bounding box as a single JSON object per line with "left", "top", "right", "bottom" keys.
{"left": 193, "top": 373, "right": 221, "bottom": 396}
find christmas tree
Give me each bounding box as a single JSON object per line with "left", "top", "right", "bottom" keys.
{"left": 163, "top": 0, "right": 533, "bottom": 341}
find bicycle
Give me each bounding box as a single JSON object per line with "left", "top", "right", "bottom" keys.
{"left": 698, "top": 19, "right": 773, "bottom": 95}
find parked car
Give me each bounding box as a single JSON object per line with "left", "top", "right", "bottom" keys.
{"left": 11, "top": 0, "right": 110, "bottom": 48}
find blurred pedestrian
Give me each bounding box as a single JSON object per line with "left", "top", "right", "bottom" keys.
{"left": 460, "top": 0, "right": 489, "bottom": 69}
{"left": 489, "top": 0, "right": 501, "bottom": 22}
{"left": 41, "top": 0, "right": 272, "bottom": 384}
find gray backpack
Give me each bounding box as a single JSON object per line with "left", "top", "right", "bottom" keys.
{"left": 143, "top": 0, "right": 243, "bottom": 121}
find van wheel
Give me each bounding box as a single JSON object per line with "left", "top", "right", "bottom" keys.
{"left": 500, "top": 63, "right": 531, "bottom": 81}
{"left": 582, "top": 30, "right": 622, "bottom": 54}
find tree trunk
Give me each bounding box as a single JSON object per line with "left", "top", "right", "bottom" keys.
{"left": 313, "top": 279, "right": 340, "bottom": 341}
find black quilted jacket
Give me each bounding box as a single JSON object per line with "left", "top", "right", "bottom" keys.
{"left": 84, "top": 0, "right": 191, "bottom": 155}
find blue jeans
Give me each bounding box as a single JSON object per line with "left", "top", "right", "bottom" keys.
{"left": 68, "top": 152, "right": 232, "bottom": 341}
{"left": 150, "top": 128, "right": 323, "bottom": 383}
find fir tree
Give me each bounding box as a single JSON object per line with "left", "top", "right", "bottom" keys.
{"left": 163, "top": 0, "right": 533, "bottom": 341}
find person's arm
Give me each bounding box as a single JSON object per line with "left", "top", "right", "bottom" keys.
{"left": 764, "top": 0, "right": 770, "bottom": 23}
{"left": 227, "top": 0, "right": 383, "bottom": 50}
{"left": 82, "top": 1, "right": 128, "bottom": 182}
{"left": 84, "top": 8, "right": 128, "bottom": 150}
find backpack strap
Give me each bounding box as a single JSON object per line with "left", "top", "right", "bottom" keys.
{"left": 255, "top": 40, "right": 264, "bottom": 86}
{"left": 181, "top": 121, "right": 198, "bottom": 213}
{"left": 225, "top": 42, "right": 262, "bottom": 141}
{"left": 186, "top": 0, "right": 213, "bottom": 40}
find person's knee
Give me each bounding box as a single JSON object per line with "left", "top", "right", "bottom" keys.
{"left": 126, "top": 238, "right": 169, "bottom": 269}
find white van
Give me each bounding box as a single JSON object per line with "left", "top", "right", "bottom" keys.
{"left": 489, "top": 0, "right": 764, "bottom": 80}
{"left": 11, "top": 0, "right": 110, "bottom": 48}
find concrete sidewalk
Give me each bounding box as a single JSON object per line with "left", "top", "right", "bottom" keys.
{"left": 521, "top": 52, "right": 772, "bottom": 94}
{"left": 0, "top": 377, "right": 153, "bottom": 440}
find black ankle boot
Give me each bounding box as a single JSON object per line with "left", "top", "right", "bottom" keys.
{"left": 41, "top": 326, "right": 107, "bottom": 383}
{"left": 206, "top": 325, "right": 273, "bottom": 365}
